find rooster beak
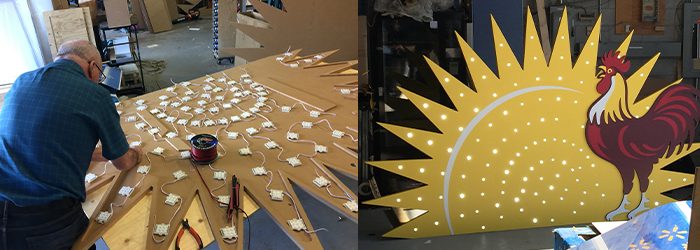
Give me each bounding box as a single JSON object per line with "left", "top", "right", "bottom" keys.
{"left": 596, "top": 66, "right": 606, "bottom": 79}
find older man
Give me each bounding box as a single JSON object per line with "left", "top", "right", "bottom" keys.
{"left": 0, "top": 40, "right": 141, "bottom": 249}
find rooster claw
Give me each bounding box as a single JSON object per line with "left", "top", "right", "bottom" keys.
{"left": 605, "top": 208, "right": 628, "bottom": 221}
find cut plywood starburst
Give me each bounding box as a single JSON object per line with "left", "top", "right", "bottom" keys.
{"left": 365, "top": 8, "right": 697, "bottom": 238}
{"left": 77, "top": 49, "right": 358, "bottom": 249}
{"left": 221, "top": 0, "right": 358, "bottom": 62}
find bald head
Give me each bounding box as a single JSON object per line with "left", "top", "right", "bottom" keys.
{"left": 55, "top": 40, "right": 101, "bottom": 63}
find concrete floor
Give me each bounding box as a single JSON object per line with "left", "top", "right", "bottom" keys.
{"left": 101, "top": 18, "right": 358, "bottom": 250}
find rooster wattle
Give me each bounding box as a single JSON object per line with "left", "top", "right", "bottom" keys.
{"left": 585, "top": 51, "right": 700, "bottom": 220}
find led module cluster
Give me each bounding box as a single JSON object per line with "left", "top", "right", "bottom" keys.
{"left": 177, "top": 119, "right": 188, "bottom": 126}
{"left": 315, "top": 145, "right": 328, "bottom": 153}
{"left": 173, "top": 170, "right": 187, "bottom": 180}
{"left": 332, "top": 130, "right": 345, "bottom": 138}
{"left": 135, "top": 122, "right": 147, "bottom": 130}
{"left": 264, "top": 141, "right": 279, "bottom": 149}
{"left": 96, "top": 211, "right": 112, "bottom": 224}
{"left": 85, "top": 173, "right": 97, "bottom": 183}
{"left": 246, "top": 127, "right": 258, "bottom": 135}
{"left": 239, "top": 147, "right": 252, "bottom": 156}
{"left": 137, "top": 165, "right": 151, "bottom": 174}
{"left": 165, "top": 193, "right": 180, "bottom": 206}
{"left": 301, "top": 122, "right": 313, "bottom": 129}
{"left": 217, "top": 195, "right": 230, "bottom": 206}
{"left": 126, "top": 116, "right": 137, "bottom": 122}
{"left": 287, "top": 219, "right": 307, "bottom": 231}
{"left": 281, "top": 106, "right": 291, "bottom": 113}
{"left": 241, "top": 112, "right": 252, "bottom": 119}
{"left": 118, "top": 186, "right": 134, "bottom": 197}
{"left": 130, "top": 141, "right": 142, "bottom": 147}
{"left": 165, "top": 132, "right": 178, "bottom": 138}
{"left": 313, "top": 176, "right": 330, "bottom": 187}
{"left": 180, "top": 106, "right": 191, "bottom": 112}
{"left": 309, "top": 111, "right": 321, "bottom": 117}
{"left": 270, "top": 189, "right": 284, "bottom": 201}
{"left": 213, "top": 171, "right": 226, "bottom": 180}
{"left": 152, "top": 147, "right": 165, "bottom": 155}
{"left": 287, "top": 157, "right": 301, "bottom": 167}
{"left": 220, "top": 226, "right": 238, "bottom": 240}
{"left": 252, "top": 166, "right": 267, "bottom": 176}
{"left": 343, "top": 200, "right": 358, "bottom": 212}
{"left": 154, "top": 224, "right": 169, "bottom": 236}
{"left": 287, "top": 132, "right": 299, "bottom": 140}
{"left": 227, "top": 132, "right": 239, "bottom": 140}
{"left": 261, "top": 121, "right": 274, "bottom": 128}
{"left": 180, "top": 151, "right": 191, "bottom": 159}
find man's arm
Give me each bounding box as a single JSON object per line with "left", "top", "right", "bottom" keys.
{"left": 92, "top": 147, "right": 107, "bottom": 162}
{"left": 111, "top": 146, "right": 142, "bottom": 170}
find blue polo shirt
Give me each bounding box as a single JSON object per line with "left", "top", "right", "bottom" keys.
{"left": 0, "top": 59, "right": 129, "bottom": 206}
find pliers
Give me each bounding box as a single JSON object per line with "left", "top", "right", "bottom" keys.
{"left": 175, "top": 219, "right": 203, "bottom": 250}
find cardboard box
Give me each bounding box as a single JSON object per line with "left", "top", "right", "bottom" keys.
{"left": 78, "top": 0, "right": 97, "bottom": 23}
{"left": 104, "top": 0, "right": 131, "bottom": 28}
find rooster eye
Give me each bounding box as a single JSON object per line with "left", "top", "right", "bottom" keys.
{"left": 606, "top": 68, "right": 612, "bottom": 74}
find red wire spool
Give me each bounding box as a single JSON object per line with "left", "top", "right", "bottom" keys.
{"left": 190, "top": 134, "right": 218, "bottom": 164}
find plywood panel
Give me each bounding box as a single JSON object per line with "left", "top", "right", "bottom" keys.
{"left": 44, "top": 7, "right": 96, "bottom": 58}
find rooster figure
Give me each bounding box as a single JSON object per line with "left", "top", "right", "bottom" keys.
{"left": 585, "top": 51, "right": 700, "bottom": 220}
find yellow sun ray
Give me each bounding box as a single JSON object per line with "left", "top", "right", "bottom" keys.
{"left": 366, "top": 8, "right": 698, "bottom": 238}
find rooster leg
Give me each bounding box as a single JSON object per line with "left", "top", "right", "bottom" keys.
{"left": 605, "top": 194, "right": 630, "bottom": 221}
{"left": 627, "top": 192, "right": 649, "bottom": 219}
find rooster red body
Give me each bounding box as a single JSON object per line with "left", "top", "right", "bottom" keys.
{"left": 585, "top": 51, "right": 700, "bottom": 220}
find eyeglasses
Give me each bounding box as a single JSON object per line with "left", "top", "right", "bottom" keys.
{"left": 92, "top": 62, "right": 107, "bottom": 84}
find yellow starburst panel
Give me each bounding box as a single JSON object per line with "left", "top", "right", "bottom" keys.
{"left": 365, "top": 8, "right": 699, "bottom": 238}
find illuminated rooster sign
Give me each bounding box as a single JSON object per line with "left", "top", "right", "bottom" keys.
{"left": 364, "top": 8, "right": 700, "bottom": 239}
{"left": 586, "top": 51, "right": 700, "bottom": 220}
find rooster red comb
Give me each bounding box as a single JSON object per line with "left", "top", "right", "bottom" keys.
{"left": 601, "top": 50, "right": 631, "bottom": 73}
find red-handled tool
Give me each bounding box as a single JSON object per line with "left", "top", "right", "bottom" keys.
{"left": 175, "top": 219, "right": 203, "bottom": 250}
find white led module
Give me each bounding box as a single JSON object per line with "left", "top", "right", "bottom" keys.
{"left": 118, "top": 186, "right": 134, "bottom": 197}
{"left": 200, "top": 93, "right": 211, "bottom": 99}
{"left": 227, "top": 132, "right": 239, "bottom": 139}
{"left": 136, "top": 105, "right": 147, "bottom": 111}
{"left": 186, "top": 134, "right": 196, "bottom": 140}
{"left": 287, "top": 132, "right": 299, "bottom": 140}
{"left": 180, "top": 151, "right": 191, "bottom": 159}
{"left": 154, "top": 224, "right": 169, "bottom": 236}
{"left": 194, "top": 108, "right": 205, "bottom": 114}
{"left": 255, "top": 87, "right": 265, "bottom": 92}
{"left": 170, "top": 102, "right": 181, "bottom": 108}
{"left": 276, "top": 56, "right": 285, "bottom": 61}
{"left": 233, "top": 92, "right": 243, "bottom": 98}
{"left": 270, "top": 189, "right": 284, "bottom": 201}
{"left": 126, "top": 116, "right": 137, "bottom": 122}
{"left": 213, "top": 171, "right": 226, "bottom": 180}
{"left": 241, "top": 73, "right": 251, "bottom": 79}
{"left": 209, "top": 107, "right": 220, "bottom": 114}
{"left": 197, "top": 100, "right": 208, "bottom": 106}
{"left": 96, "top": 211, "right": 112, "bottom": 224}
{"left": 148, "top": 127, "right": 160, "bottom": 135}
{"left": 173, "top": 170, "right": 187, "bottom": 180}
{"left": 85, "top": 173, "right": 97, "bottom": 183}
{"left": 252, "top": 166, "right": 267, "bottom": 176}
{"left": 159, "top": 101, "right": 170, "bottom": 107}
{"left": 165, "top": 193, "right": 180, "bottom": 206}
{"left": 165, "top": 132, "right": 178, "bottom": 138}
{"left": 130, "top": 141, "right": 142, "bottom": 147}
{"left": 230, "top": 86, "right": 240, "bottom": 92}
{"left": 222, "top": 103, "right": 232, "bottom": 109}
{"left": 257, "top": 97, "right": 267, "bottom": 103}
{"left": 217, "top": 77, "right": 226, "bottom": 83}
{"left": 220, "top": 227, "right": 238, "bottom": 240}
{"left": 156, "top": 113, "right": 167, "bottom": 119}
{"left": 243, "top": 78, "right": 253, "bottom": 84}
{"left": 166, "top": 87, "right": 175, "bottom": 92}
{"left": 181, "top": 96, "right": 192, "bottom": 102}
{"left": 303, "top": 58, "right": 313, "bottom": 63}
{"left": 287, "top": 157, "right": 301, "bottom": 167}
{"left": 242, "top": 90, "right": 252, "bottom": 96}
{"left": 251, "top": 82, "right": 261, "bottom": 88}
{"left": 152, "top": 147, "right": 165, "bottom": 155}
{"left": 315, "top": 145, "right": 328, "bottom": 153}
{"left": 180, "top": 81, "right": 191, "bottom": 86}
{"left": 215, "top": 95, "right": 225, "bottom": 101}
{"left": 204, "top": 120, "right": 216, "bottom": 127}
{"left": 230, "top": 98, "right": 241, "bottom": 104}
{"left": 177, "top": 119, "right": 188, "bottom": 126}
{"left": 281, "top": 106, "right": 292, "bottom": 113}
{"left": 254, "top": 102, "right": 265, "bottom": 108}
{"left": 289, "top": 63, "right": 299, "bottom": 68}
{"left": 137, "top": 165, "right": 151, "bottom": 174}
{"left": 313, "top": 176, "right": 330, "bottom": 187}
{"left": 135, "top": 122, "right": 147, "bottom": 130}
{"left": 218, "top": 118, "right": 229, "bottom": 125}
{"left": 257, "top": 91, "right": 268, "bottom": 97}
{"left": 239, "top": 147, "right": 252, "bottom": 156}
{"left": 261, "top": 121, "right": 274, "bottom": 128}
{"left": 180, "top": 106, "right": 192, "bottom": 112}
{"left": 240, "top": 112, "right": 252, "bottom": 119}
{"left": 343, "top": 200, "right": 358, "bottom": 213}
{"left": 264, "top": 141, "right": 279, "bottom": 149}
{"left": 249, "top": 107, "right": 260, "bottom": 113}
{"left": 217, "top": 195, "right": 230, "bottom": 206}
{"left": 203, "top": 85, "right": 213, "bottom": 90}
{"left": 158, "top": 95, "right": 169, "bottom": 101}
{"left": 135, "top": 99, "right": 145, "bottom": 105}
{"left": 314, "top": 54, "right": 323, "bottom": 60}
{"left": 340, "top": 89, "right": 352, "bottom": 95}
{"left": 287, "top": 219, "right": 306, "bottom": 231}
{"left": 246, "top": 127, "right": 258, "bottom": 135}
{"left": 301, "top": 122, "right": 313, "bottom": 129}
{"left": 165, "top": 116, "right": 177, "bottom": 123}
{"left": 213, "top": 87, "right": 224, "bottom": 93}
{"left": 185, "top": 90, "right": 195, "bottom": 96}
{"left": 230, "top": 116, "right": 241, "bottom": 122}
{"left": 309, "top": 111, "right": 321, "bottom": 117}
{"left": 332, "top": 130, "right": 345, "bottom": 138}
{"left": 150, "top": 109, "right": 161, "bottom": 114}
{"left": 227, "top": 81, "right": 237, "bottom": 86}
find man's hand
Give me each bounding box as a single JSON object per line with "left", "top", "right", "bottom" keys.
{"left": 111, "top": 146, "right": 142, "bottom": 171}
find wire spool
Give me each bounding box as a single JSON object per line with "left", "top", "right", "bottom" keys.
{"left": 190, "top": 134, "right": 218, "bottom": 164}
